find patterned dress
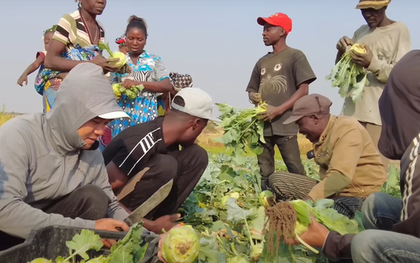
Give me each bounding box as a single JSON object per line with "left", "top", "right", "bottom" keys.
{"left": 109, "top": 51, "right": 169, "bottom": 138}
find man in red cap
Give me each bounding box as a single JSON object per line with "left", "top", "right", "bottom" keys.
{"left": 246, "top": 12, "right": 316, "bottom": 190}
{"left": 335, "top": 0, "right": 411, "bottom": 171}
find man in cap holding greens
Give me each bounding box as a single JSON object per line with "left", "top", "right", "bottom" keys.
{"left": 103, "top": 88, "right": 213, "bottom": 230}
{"left": 336, "top": 0, "right": 411, "bottom": 170}
{"left": 246, "top": 13, "right": 317, "bottom": 190}
{"left": 269, "top": 94, "right": 386, "bottom": 218}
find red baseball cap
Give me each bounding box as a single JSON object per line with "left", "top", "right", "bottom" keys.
{"left": 257, "top": 13, "right": 293, "bottom": 34}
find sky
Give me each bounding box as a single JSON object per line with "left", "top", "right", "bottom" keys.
{"left": 1, "top": 0, "right": 419, "bottom": 115}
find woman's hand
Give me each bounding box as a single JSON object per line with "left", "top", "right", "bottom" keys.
{"left": 92, "top": 55, "right": 120, "bottom": 72}
{"left": 122, "top": 79, "right": 139, "bottom": 89}
{"left": 17, "top": 75, "right": 28, "bottom": 86}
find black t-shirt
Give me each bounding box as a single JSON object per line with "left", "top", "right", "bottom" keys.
{"left": 246, "top": 47, "right": 316, "bottom": 136}
{"left": 103, "top": 117, "right": 167, "bottom": 178}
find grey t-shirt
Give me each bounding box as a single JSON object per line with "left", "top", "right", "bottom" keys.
{"left": 246, "top": 47, "right": 316, "bottom": 136}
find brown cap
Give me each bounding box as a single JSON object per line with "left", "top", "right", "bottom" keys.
{"left": 356, "top": 0, "right": 391, "bottom": 10}
{"left": 283, "top": 94, "right": 332, "bottom": 125}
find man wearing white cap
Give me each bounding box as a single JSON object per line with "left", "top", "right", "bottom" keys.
{"left": 335, "top": 0, "right": 411, "bottom": 170}
{"left": 0, "top": 63, "right": 132, "bottom": 250}
{"left": 104, "top": 87, "right": 214, "bottom": 231}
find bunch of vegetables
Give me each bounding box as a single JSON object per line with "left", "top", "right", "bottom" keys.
{"left": 214, "top": 103, "right": 267, "bottom": 164}
{"left": 326, "top": 43, "right": 370, "bottom": 103}
{"left": 30, "top": 223, "right": 148, "bottom": 263}
{"left": 178, "top": 154, "right": 363, "bottom": 263}
{"left": 28, "top": 153, "right": 400, "bottom": 263}
{"left": 112, "top": 83, "right": 144, "bottom": 100}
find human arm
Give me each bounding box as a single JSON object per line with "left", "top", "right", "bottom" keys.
{"left": 44, "top": 15, "right": 118, "bottom": 72}
{"left": 308, "top": 127, "right": 364, "bottom": 200}
{"left": 290, "top": 215, "right": 355, "bottom": 259}
{"left": 93, "top": 160, "right": 130, "bottom": 221}
{"left": 245, "top": 63, "right": 261, "bottom": 105}
{"left": 122, "top": 57, "right": 173, "bottom": 92}
{"left": 258, "top": 52, "right": 315, "bottom": 121}
{"left": 391, "top": 147, "right": 420, "bottom": 238}
{"left": 335, "top": 36, "right": 354, "bottom": 64}
{"left": 122, "top": 78, "right": 173, "bottom": 93}
{"left": 17, "top": 54, "right": 45, "bottom": 86}
{"left": 0, "top": 122, "right": 97, "bottom": 239}
{"left": 352, "top": 25, "right": 411, "bottom": 83}
{"left": 258, "top": 83, "right": 309, "bottom": 122}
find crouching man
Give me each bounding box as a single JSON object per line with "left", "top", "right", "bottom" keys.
{"left": 103, "top": 88, "right": 213, "bottom": 222}
{"left": 269, "top": 94, "right": 387, "bottom": 217}
{"left": 0, "top": 63, "right": 184, "bottom": 252}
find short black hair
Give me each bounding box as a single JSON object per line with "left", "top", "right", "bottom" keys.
{"left": 126, "top": 15, "right": 148, "bottom": 37}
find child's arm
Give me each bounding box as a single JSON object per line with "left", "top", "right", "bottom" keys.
{"left": 17, "top": 55, "right": 45, "bottom": 86}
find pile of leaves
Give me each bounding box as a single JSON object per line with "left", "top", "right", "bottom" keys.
{"left": 30, "top": 224, "right": 147, "bottom": 263}
{"left": 214, "top": 103, "right": 267, "bottom": 165}
{"left": 326, "top": 44, "right": 369, "bottom": 103}
{"left": 180, "top": 154, "right": 363, "bottom": 263}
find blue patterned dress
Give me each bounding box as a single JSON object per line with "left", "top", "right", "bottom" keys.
{"left": 109, "top": 51, "right": 169, "bottom": 138}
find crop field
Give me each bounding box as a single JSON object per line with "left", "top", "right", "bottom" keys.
{"left": 1, "top": 111, "right": 400, "bottom": 262}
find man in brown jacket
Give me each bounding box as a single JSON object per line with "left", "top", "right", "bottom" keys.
{"left": 269, "top": 94, "right": 386, "bottom": 217}
{"left": 290, "top": 50, "right": 420, "bottom": 263}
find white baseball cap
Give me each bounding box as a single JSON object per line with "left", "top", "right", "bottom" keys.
{"left": 98, "top": 111, "right": 129, "bottom": 119}
{"left": 171, "top": 88, "right": 218, "bottom": 121}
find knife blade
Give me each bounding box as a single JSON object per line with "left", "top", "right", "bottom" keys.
{"left": 124, "top": 179, "right": 174, "bottom": 226}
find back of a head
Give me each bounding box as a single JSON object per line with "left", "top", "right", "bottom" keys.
{"left": 171, "top": 88, "right": 215, "bottom": 121}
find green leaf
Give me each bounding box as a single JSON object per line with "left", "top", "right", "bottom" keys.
{"left": 65, "top": 229, "right": 103, "bottom": 260}
{"left": 108, "top": 249, "right": 133, "bottom": 263}
{"left": 249, "top": 206, "right": 267, "bottom": 240}
{"left": 226, "top": 198, "right": 253, "bottom": 221}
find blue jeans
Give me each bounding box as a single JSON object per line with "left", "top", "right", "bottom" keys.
{"left": 352, "top": 230, "right": 420, "bottom": 263}
{"left": 350, "top": 193, "right": 420, "bottom": 263}
{"left": 361, "top": 192, "right": 402, "bottom": 230}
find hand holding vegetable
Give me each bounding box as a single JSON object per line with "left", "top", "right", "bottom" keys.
{"left": 350, "top": 44, "right": 373, "bottom": 68}
{"left": 122, "top": 79, "right": 139, "bottom": 89}
{"left": 257, "top": 104, "right": 282, "bottom": 122}
{"left": 248, "top": 92, "right": 261, "bottom": 105}
{"left": 336, "top": 36, "right": 354, "bottom": 53}
{"left": 92, "top": 55, "right": 120, "bottom": 72}
{"left": 287, "top": 215, "right": 330, "bottom": 248}
{"left": 151, "top": 213, "right": 182, "bottom": 234}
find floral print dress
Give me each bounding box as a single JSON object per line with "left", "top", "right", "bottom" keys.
{"left": 109, "top": 51, "right": 169, "bottom": 138}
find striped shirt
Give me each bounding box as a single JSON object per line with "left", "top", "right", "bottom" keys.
{"left": 53, "top": 10, "right": 105, "bottom": 49}
{"left": 103, "top": 117, "right": 168, "bottom": 177}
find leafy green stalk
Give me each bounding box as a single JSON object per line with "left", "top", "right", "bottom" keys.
{"left": 98, "top": 42, "right": 114, "bottom": 58}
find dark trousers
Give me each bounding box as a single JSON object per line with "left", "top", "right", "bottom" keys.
{"left": 269, "top": 172, "right": 364, "bottom": 218}
{"left": 258, "top": 135, "right": 305, "bottom": 187}
{"left": 0, "top": 185, "right": 110, "bottom": 251}
{"left": 120, "top": 144, "right": 208, "bottom": 220}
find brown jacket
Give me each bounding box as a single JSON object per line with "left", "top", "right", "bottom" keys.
{"left": 308, "top": 115, "right": 387, "bottom": 200}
